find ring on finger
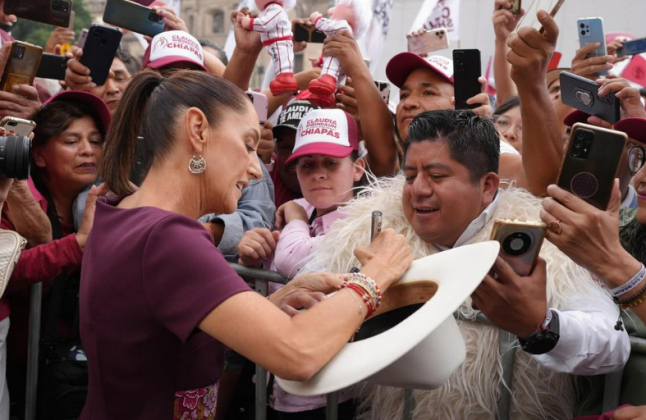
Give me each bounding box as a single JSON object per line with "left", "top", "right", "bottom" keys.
{"left": 547, "top": 220, "right": 562, "bottom": 235}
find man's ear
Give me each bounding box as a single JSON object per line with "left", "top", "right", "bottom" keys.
{"left": 482, "top": 172, "right": 500, "bottom": 207}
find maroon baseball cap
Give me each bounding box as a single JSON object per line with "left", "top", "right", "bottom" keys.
{"left": 43, "top": 90, "right": 112, "bottom": 133}
{"left": 386, "top": 53, "right": 454, "bottom": 89}
{"left": 615, "top": 118, "right": 646, "bottom": 145}
{"left": 563, "top": 110, "right": 591, "bottom": 127}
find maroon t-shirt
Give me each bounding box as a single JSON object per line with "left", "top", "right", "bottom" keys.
{"left": 79, "top": 198, "right": 251, "bottom": 419}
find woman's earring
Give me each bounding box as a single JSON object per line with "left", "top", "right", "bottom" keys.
{"left": 188, "top": 154, "right": 206, "bottom": 174}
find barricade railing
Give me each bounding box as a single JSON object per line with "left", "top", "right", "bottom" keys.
{"left": 229, "top": 263, "right": 646, "bottom": 420}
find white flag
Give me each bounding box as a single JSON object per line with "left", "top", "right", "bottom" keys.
{"left": 224, "top": 0, "right": 257, "bottom": 60}
{"left": 358, "top": 0, "right": 395, "bottom": 74}
{"left": 410, "top": 0, "right": 462, "bottom": 42}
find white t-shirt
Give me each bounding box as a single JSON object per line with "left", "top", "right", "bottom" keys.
{"left": 499, "top": 139, "right": 520, "bottom": 155}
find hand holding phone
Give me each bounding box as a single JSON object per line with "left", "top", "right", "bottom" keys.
{"left": 103, "top": 0, "right": 164, "bottom": 37}
{"left": 577, "top": 17, "right": 607, "bottom": 76}
{"left": 560, "top": 71, "right": 620, "bottom": 124}
{"left": 407, "top": 29, "right": 449, "bottom": 56}
{"left": 0, "top": 117, "right": 36, "bottom": 136}
{"left": 490, "top": 219, "right": 546, "bottom": 276}
{"left": 0, "top": 42, "right": 43, "bottom": 93}
{"left": 617, "top": 37, "right": 646, "bottom": 58}
{"left": 79, "top": 24, "right": 122, "bottom": 86}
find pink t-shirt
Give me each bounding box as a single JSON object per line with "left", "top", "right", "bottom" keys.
{"left": 79, "top": 197, "right": 251, "bottom": 419}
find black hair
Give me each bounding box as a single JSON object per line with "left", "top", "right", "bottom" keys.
{"left": 493, "top": 96, "right": 520, "bottom": 117}
{"left": 404, "top": 109, "right": 500, "bottom": 183}
{"left": 101, "top": 69, "right": 249, "bottom": 194}
{"left": 198, "top": 39, "right": 228, "bottom": 65}
{"left": 115, "top": 48, "right": 141, "bottom": 75}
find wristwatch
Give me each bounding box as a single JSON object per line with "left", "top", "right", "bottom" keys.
{"left": 518, "top": 310, "right": 560, "bottom": 355}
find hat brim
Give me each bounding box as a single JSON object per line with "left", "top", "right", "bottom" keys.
{"left": 284, "top": 143, "right": 354, "bottom": 166}
{"left": 386, "top": 52, "right": 454, "bottom": 89}
{"left": 276, "top": 241, "right": 500, "bottom": 396}
{"left": 615, "top": 118, "right": 646, "bottom": 145}
{"left": 146, "top": 56, "right": 208, "bottom": 72}
{"left": 44, "top": 90, "right": 112, "bottom": 133}
{"left": 563, "top": 110, "right": 591, "bottom": 127}
{"left": 546, "top": 67, "right": 569, "bottom": 89}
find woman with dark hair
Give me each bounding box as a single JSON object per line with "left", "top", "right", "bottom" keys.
{"left": 0, "top": 90, "right": 111, "bottom": 415}
{"left": 80, "top": 69, "right": 411, "bottom": 420}
{"left": 493, "top": 96, "right": 522, "bottom": 153}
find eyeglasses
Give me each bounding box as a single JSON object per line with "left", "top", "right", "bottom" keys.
{"left": 493, "top": 115, "right": 523, "bottom": 138}
{"left": 628, "top": 145, "right": 646, "bottom": 175}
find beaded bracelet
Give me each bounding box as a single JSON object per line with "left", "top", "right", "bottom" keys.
{"left": 341, "top": 273, "right": 381, "bottom": 318}
{"left": 614, "top": 280, "right": 646, "bottom": 308}
{"left": 343, "top": 273, "right": 382, "bottom": 302}
{"left": 610, "top": 263, "right": 646, "bottom": 298}
{"left": 345, "top": 283, "right": 377, "bottom": 317}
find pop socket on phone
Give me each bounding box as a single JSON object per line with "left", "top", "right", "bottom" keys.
{"left": 570, "top": 172, "right": 599, "bottom": 199}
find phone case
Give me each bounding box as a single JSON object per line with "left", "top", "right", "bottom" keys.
{"left": 0, "top": 117, "right": 36, "bottom": 136}
{"left": 36, "top": 53, "right": 68, "bottom": 80}
{"left": 246, "top": 92, "right": 268, "bottom": 122}
{"left": 77, "top": 28, "right": 89, "bottom": 49}
{"left": 557, "top": 123, "right": 627, "bottom": 210}
{"left": 4, "top": 0, "right": 72, "bottom": 27}
{"left": 292, "top": 23, "right": 326, "bottom": 43}
{"left": 80, "top": 24, "right": 123, "bottom": 86}
{"left": 408, "top": 29, "right": 449, "bottom": 56}
{"left": 103, "top": 0, "right": 164, "bottom": 37}
{"left": 578, "top": 18, "right": 607, "bottom": 76}
{"left": 490, "top": 219, "right": 546, "bottom": 276}
{"left": 375, "top": 81, "right": 391, "bottom": 104}
{"left": 452, "top": 49, "right": 481, "bottom": 110}
{"left": 617, "top": 38, "right": 646, "bottom": 58}
{"left": 560, "top": 71, "right": 620, "bottom": 124}
{"left": 510, "top": 0, "right": 521, "bottom": 15}
{"left": 0, "top": 42, "right": 43, "bottom": 93}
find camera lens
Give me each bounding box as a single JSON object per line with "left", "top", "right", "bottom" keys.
{"left": 575, "top": 130, "right": 587, "bottom": 141}
{"left": 573, "top": 139, "right": 583, "bottom": 148}
{"left": 581, "top": 30, "right": 586, "bottom": 36}
{"left": 502, "top": 232, "right": 532, "bottom": 257}
{"left": 572, "top": 148, "right": 582, "bottom": 157}
{"left": 52, "top": 0, "right": 60, "bottom": 6}
{"left": 0, "top": 136, "right": 31, "bottom": 180}
{"left": 13, "top": 45, "right": 25, "bottom": 60}
{"left": 580, "top": 23, "right": 585, "bottom": 29}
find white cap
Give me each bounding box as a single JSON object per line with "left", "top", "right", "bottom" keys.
{"left": 143, "top": 30, "right": 207, "bottom": 71}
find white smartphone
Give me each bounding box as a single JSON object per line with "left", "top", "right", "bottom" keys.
{"left": 408, "top": 28, "right": 450, "bottom": 56}
{"left": 246, "top": 91, "right": 268, "bottom": 122}
{"left": 375, "top": 80, "right": 391, "bottom": 105}
{"left": 0, "top": 117, "right": 36, "bottom": 136}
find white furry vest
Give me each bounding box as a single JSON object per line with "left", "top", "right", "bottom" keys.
{"left": 299, "top": 176, "right": 608, "bottom": 420}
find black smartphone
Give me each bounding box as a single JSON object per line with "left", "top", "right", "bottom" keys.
{"left": 292, "top": 23, "right": 326, "bottom": 43}
{"left": 452, "top": 49, "right": 481, "bottom": 110}
{"left": 79, "top": 24, "right": 123, "bottom": 86}
{"left": 560, "top": 71, "right": 620, "bottom": 124}
{"left": 36, "top": 53, "right": 69, "bottom": 80}
{"left": 103, "top": 0, "right": 164, "bottom": 37}
{"left": 557, "top": 123, "right": 627, "bottom": 210}
{"left": 617, "top": 37, "right": 646, "bottom": 58}
{"left": 4, "top": 0, "right": 72, "bottom": 27}
{"left": 509, "top": 0, "right": 521, "bottom": 15}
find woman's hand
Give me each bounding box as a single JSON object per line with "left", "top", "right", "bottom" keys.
{"left": 275, "top": 201, "right": 308, "bottom": 230}
{"left": 612, "top": 405, "right": 646, "bottom": 420}
{"left": 237, "top": 228, "right": 280, "bottom": 268}
{"left": 540, "top": 181, "right": 641, "bottom": 287}
{"left": 269, "top": 272, "right": 344, "bottom": 316}
{"left": 152, "top": 5, "right": 188, "bottom": 32}
{"left": 354, "top": 228, "right": 413, "bottom": 290}
{"left": 76, "top": 184, "right": 108, "bottom": 251}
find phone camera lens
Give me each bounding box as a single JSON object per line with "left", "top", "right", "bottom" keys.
{"left": 581, "top": 30, "right": 586, "bottom": 36}
{"left": 572, "top": 148, "right": 582, "bottom": 157}
{"left": 13, "top": 46, "right": 25, "bottom": 60}
{"left": 575, "top": 131, "right": 587, "bottom": 141}
{"left": 580, "top": 23, "right": 585, "bottom": 29}
{"left": 502, "top": 232, "right": 532, "bottom": 257}
{"left": 53, "top": 0, "right": 60, "bottom": 6}
{"left": 573, "top": 139, "right": 583, "bottom": 148}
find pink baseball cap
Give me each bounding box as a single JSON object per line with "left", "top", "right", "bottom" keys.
{"left": 285, "top": 109, "right": 359, "bottom": 165}
{"left": 615, "top": 118, "right": 646, "bottom": 145}
{"left": 43, "top": 90, "right": 112, "bottom": 133}
{"left": 142, "top": 30, "right": 207, "bottom": 71}
{"left": 386, "top": 53, "right": 454, "bottom": 89}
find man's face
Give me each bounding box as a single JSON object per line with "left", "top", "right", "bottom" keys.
{"left": 548, "top": 79, "right": 561, "bottom": 103}
{"left": 90, "top": 58, "right": 132, "bottom": 116}
{"left": 402, "top": 140, "right": 497, "bottom": 248}
{"left": 275, "top": 128, "right": 302, "bottom": 195}
{"left": 396, "top": 68, "right": 454, "bottom": 141}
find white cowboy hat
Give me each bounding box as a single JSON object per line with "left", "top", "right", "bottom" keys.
{"left": 276, "top": 241, "right": 500, "bottom": 396}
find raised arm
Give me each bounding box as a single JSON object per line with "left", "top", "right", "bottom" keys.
{"left": 492, "top": 0, "right": 523, "bottom": 104}
{"left": 224, "top": 9, "right": 263, "bottom": 91}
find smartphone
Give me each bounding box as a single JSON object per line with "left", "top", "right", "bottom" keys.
{"left": 0, "top": 117, "right": 36, "bottom": 136}
{"left": 103, "top": 0, "right": 164, "bottom": 37}
{"left": 246, "top": 91, "right": 268, "bottom": 122}
{"left": 452, "top": 49, "right": 481, "bottom": 110}
{"left": 407, "top": 29, "right": 450, "bottom": 56}
{"left": 375, "top": 80, "right": 391, "bottom": 104}
{"left": 77, "top": 28, "right": 89, "bottom": 49}
{"left": 36, "top": 53, "right": 68, "bottom": 80}
{"left": 509, "top": 0, "right": 521, "bottom": 15}
{"left": 0, "top": 42, "right": 43, "bottom": 93}
{"left": 560, "top": 71, "right": 620, "bottom": 124}
{"left": 490, "top": 219, "right": 546, "bottom": 276}
{"left": 292, "top": 23, "right": 326, "bottom": 43}
{"left": 617, "top": 38, "right": 646, "bottom": 58}
{"left": 80, "top": 24, "right": 123, "bottom": 86}
{"left": 3, "top": 0, "right": 72, "bottom": 27}
{"left": 557, "top": 123, "right": 627, "bottom": 210}
{"left": 578, "top": 17, "right": 607, "bottom": 76}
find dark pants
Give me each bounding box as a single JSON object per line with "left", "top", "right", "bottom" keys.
{"left": 268, "top": 400, "right": 358, "bottom": 420}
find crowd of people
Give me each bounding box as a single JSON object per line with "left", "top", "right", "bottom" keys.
{"left": 1, "top": 0, "right": 646, "bottom": 419}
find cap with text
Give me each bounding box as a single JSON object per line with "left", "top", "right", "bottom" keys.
{"left": 285, "top": 109, "right": 359, "bottom": 165}
{"left": 142, "top": 30, "right": 207, "bottom": 71}
{"left": 386, "top": 53, "right": 454, "bottom": 89}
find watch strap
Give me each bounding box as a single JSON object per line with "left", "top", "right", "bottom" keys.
{"left": 518, "top": 310, "right": 560, "bottom": 355}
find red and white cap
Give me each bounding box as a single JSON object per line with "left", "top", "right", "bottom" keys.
{"left": 142, "top": 30, "right": 207, "bottom": 71}
{"left": 285, "top": 109, "right": 359, "bottom": 165}
{"left": 386, "top": 53, "right": 454, "bottom": 89}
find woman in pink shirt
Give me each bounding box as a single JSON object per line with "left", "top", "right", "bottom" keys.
{"left": 237, "top": 109, "right": 366, "bottom": 419}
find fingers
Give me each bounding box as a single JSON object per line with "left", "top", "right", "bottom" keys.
{"left": 598, "top": 78, "right": 630, "bottom": 97}
{"left": 13, "top": 85, "right": 39, "bottom": 100}
{"left": 574, "top": 43, "right": 601, "bottom": 60}
{"left": 607, "top": 179, "right": 622, "bottom": 216}
{"left": 546, "top": 183, "right": 599, "bottom": 214}
{"left": 586, "top": 115, "right": 613, "bottom": 129}
{"left": 536, "top": 9, "right": 559, "bottom": 43}
{"left": 490, "top": 256, "right": 520, "bottom": 284}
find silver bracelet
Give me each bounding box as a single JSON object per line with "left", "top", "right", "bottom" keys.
{"left": 610, "top": 263, "right": 646, "bottom": 298}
